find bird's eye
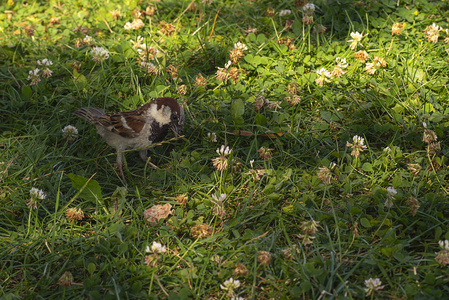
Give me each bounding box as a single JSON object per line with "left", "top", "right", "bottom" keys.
{"left": 172, "top": 114, "right": 178, "bottom": 121}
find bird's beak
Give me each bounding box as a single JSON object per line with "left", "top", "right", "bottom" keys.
{"left": 171, "top": 106, "right": 185, "bottom": 137}
{"left": 170, "top": 125, "right": 182, "bottom": 137}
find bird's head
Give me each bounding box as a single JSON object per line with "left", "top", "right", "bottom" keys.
{"left": 151, "top": 97, "right": 185, "bottom": 137}
{"left": 170, "top": 106, "right": 184, "bottom": 137}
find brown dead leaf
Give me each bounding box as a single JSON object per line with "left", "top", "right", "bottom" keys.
{"left": 232, "top": 130, "right": 254, "bottom": 136}
{"left": 144, "top": 203, "right": 173, "bottom": 224}
{"left": 264, "top": 132, "right": 284, "bottom": 138}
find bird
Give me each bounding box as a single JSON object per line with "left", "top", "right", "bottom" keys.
{"left": 73, "top": 97, "right": 185, "bottom": 182}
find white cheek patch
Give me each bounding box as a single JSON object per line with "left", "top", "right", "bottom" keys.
{"left": 148, "top": 105, "right": 171, "bottom": 125}
{"left": 121, "top": 116, "right": 133, "bottom": 130}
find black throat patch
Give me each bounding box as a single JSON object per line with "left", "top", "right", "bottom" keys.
{"left": 149, "top": 121, "right": 170, "bottom": 143}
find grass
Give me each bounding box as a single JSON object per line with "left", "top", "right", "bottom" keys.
{"left": 1, "top": 0, "right": 449, "bottom": 298}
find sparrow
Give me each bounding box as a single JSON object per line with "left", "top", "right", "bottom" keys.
{"left": 74, "top": 97, "right": 185, "bottom": 182}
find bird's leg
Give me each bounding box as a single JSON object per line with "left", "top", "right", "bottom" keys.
{"left": 139, "top": 149, "right": 147, "bottom": 162}
{"left": 139, "top": 149, "right": 159, "bottom": 169}
{"left": 116, "top": 152, "right": 127, "bottom": 183}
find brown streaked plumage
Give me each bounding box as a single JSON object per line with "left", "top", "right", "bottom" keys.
{"left": 74, "top": 97, "right": 185, "bottom": 182}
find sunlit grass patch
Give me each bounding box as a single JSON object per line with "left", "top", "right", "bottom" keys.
{"left": 1, "top": 0, "right": 449, "bottom": 298}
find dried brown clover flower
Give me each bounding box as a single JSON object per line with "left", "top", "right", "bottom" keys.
{"left": 191, "top": 223, "right": 213, "bottom": 239}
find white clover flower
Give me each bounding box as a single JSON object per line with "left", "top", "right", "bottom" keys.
{"left": 130, "top": 36, "right": 145, "bottom": 49}
{"left": 348, "top": 31, "right": 365, "bottom": 50}
{"left": 435, "top": 241, "right": 449, "bottom": 266}
{"left": 332, "top": 57, "right": 348, "bottom": 77}
{"left": 385, "top": 187, "right": 397, "bottom": 208}
{"left": 279, "top": 9, "right": 291, "bottom": 16}
{"left": 439, "top": 240, "right": 449, "bottom": 250}
{"left": 37, "top": 58, "right": 53, "bottom": 66}
{"left": 336, "top": 57, "right": 348, "bottom": 68}
{"left": 90, "top": 47, "right": 110, "bottom": 62}
{"left": 225, "top": 60, "right": 232, "bottom": 69}
{"left": 249, "top": 159, "right": 254, "bottom": 168}
{"left": 139, "top": 61, "right": 159, "bottom": 75}
{"left": 83, "top": 35, "right": 94, "bottom": 44}
{"left": 365, "top": 62, "right": 377, "bottom": 74}
{"left": 364, "top": 278, "right": 383, "bottom": 296}
{"left": 350, "top": 32, "right": 363, "bottom": 42}
{"left": 365, "top": 278, "right": 382, "bottom": 289}
{"left": 149, "top": 241, "right": 167, "bottom": 254}
{"left": 346, "top": 135, "right": 367, "bottom": 158}
{"left": 207, "top": 132, "right": 217, "bottom": 142}
{"left": 27, "top": 187, "right": 47, "bottom": 209}
{"left": 30, "top": 187, "right": 47, "bottom": 200}
{"left": 303, "top": 3, "right": 316, "bottom": 14}
{"left": 422, "top": 122, "right": 427, "bottom": 128}
{"left": 427, "top": 23, "right": 442, "bottom": 32}
{"left": 220, "top": 277, "right": 241, "bottom": 290}
{"left": 350, "top": 135, "right": 365, "bottom": 146}
{"left": 62, "top": 125, "right": 78, "bottom": 140}
{"left": 386, "top": 187, "right": 397, "bottom": 199}
{"left": 137, "top": 45, "right": 160, "bottom": 57}
{"left": 27, "top": 68, "right": 41, "bottom": 85}
{"left": 124, "top": 19, "right": 145, "bottom": 30}
{"left": 329, "top": 162, "right": 336, "bottom": 169}
{"left": 41, "top": 67, "right": 53, "bottom": 78}
{"left": 316, "top": 68, "right": 332, "bottom": 78}
{"left": 137, "top": 43, "right": 147, "bottom": 51}
{"left": 383, "top": 146, "right": 392, "bottom": 153}
{"left": 140, "top": 61, "right": 155, "bottom": 69}
{"left": 27, "top": 68, "right": 40, "bottom": 78}
{"left": 234, "top": 42, "right": 248, "bottom": 51}
{"left": 315, "top": 68, "right": 332, "bottom": 86}
{"left": 385, "top": 199, "right": 393, "bottom": 208}
{"left": 136, "top": 47, "right": 146, "bottom": 56}
{"left": 212, "top": 193, "right": 226, "bottom": 203}
{"left": 216, "top": 145, "right": 232, "bottom": 156}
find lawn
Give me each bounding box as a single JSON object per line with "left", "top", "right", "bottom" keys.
{"left": 1, "top": 0, "right": 449, "bottom": 298}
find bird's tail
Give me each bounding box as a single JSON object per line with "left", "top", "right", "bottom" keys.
{"left": 73, "top": 107, "right": 106, "bottom": 123}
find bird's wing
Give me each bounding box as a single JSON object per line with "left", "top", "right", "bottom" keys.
{"left": 97, "top": 113, "right": 146, "bottom": 138}
{"left": 73, "top": 107, "right": 106, "bottom": 122}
